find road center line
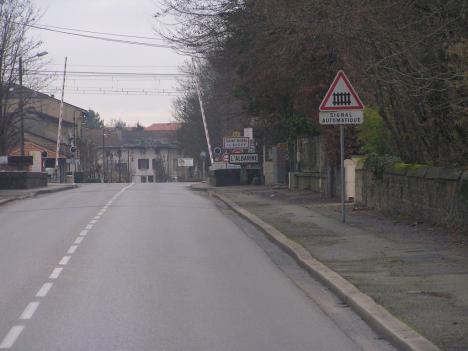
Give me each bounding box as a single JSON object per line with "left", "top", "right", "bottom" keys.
{"left": 74, "top": 237, "right": 84, "bottom": 244}
{"left": 79, "top": 230, "right": 88, "bottom": 236}
{"left": 94, "top": 215, "right": 100, "bottom": 220}
{"left": 36, "top": 283, "right": 53, "bottom": 298}
{"left": 85, "top": 224, "right": 93, "bottom": 230}
{"left": 67, "top": 245, "right": 78, "bottom": 254}
{"left": 90, "top": 219, "right": 97, "bottom": 224}
{"left": 0, "top": 326, "right": 25, "bottom": 349}
{"left": 59, "top": 256, "right": 71, "bottom": 265}
{"left": 49, "top": 267, "right": 63, "bottom": 279}
{"left": 19, "top": 302, "right": 40, "bottom": 320}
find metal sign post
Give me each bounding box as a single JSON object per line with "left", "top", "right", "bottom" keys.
{"left": 340, "top": 125, "right": 345, "bottom": 222}
{"left": 319, "top": 70, "right": 365, "bottom": 223}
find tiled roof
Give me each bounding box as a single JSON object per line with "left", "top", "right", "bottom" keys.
{"left": 145, "top": 122, "right": 181, "bottom": 131}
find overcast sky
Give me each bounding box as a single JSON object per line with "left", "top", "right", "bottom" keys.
{"left": 32, "top": 0, "right": 188, "bottom": 126}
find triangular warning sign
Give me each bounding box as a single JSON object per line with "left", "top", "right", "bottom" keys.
{"left": 319, "top": 70, "right": 364, "bottom": 111}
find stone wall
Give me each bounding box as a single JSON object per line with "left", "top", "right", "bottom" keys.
{"left": 355, "top": 164, "right": 468, "bottom": 232}
{"left": 0, "top": 172, "right": 48, "bottom": 189}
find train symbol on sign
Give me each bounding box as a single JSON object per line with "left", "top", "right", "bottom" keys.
{"left": 332, "top": 92, "right": 351, "bottom": 106}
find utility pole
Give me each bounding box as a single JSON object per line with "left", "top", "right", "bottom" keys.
{"left": 19, "top": 57, "right": 24, "bottom": 157}
{"left": 127, "top": 149, "right": 130, "bottom": 182}
{"left": 102, "top": 127, "right": 106, "bottom": 183}
{"left": 192, "top": 59, "right": 214, "bottom": 164}
{"left": 55, "top": 57, "right": 68, "bottom": 181}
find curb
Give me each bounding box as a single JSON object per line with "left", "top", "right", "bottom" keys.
{"left": 210, "top": 190, "right": 440, "bottom": 351}
{"left": 0, "top": 184, "right": 78, "bottom": 208}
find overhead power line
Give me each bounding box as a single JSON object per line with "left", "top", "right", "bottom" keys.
{"left": 25, "top": 23, "right": 174, "bottom": 48}
{"left": 40, "top": 87, "right": 184, "bottom": 96}
{"left": 35, "top": 23, "right": 164, "bottom": 41}
{"left": 27, "top": 70, "right": 192, "bottom": 78}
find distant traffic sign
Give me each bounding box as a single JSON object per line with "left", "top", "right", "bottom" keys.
{"left": 319, "top": 70, "right": 364, "bottom": 111}
{"left": 223, "top": 137, "right": 250, "bottom": 149}
{"left": 229, "top": 153, "right": 259, "bottom": 164}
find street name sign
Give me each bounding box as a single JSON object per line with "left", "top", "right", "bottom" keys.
{"left": 229, "top": 153, "right": 259, "bottom": 164}
{"left": 223, "top": 137, "right": 250, "bottom": 149}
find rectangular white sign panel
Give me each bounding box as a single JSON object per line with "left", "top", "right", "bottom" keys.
{"left": 229, "top": 153, "right": 259, "bottom": 164}
{"left": 209, "top": 162, "right": 241, "bottom": 171}
{"left": 319, "top": 110, "right": 363, "bottom": 125}
{"left": 244, "top": 128, "right": 253, "bottom": 140}
{"left": 0, "top": 156, "right": 8, "bottom": 165}
{"left": 177, "top": 158, "right": 194, "bottom": 167}
{"left": 223, "top": 137, "right": 250, "bottom": 149}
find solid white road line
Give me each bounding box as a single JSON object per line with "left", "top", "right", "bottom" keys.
{"left": 94, "top": 215, "right": 100, "bottom": 220}
{"left": 49, "top": 267, "right": 63, "bottom": 279}
{"left": 0, "top": 326, "right": 24, "bottom": 349}
{"left": 74, "top": 237, "right": 84, "bottom": 244}
{"left": 67, "top": 245, "right": 78, "bottom": 254}
{"left": 36, "top": 283, "right": 53, "bottom": 298}
{"left": 59, "top": 256, "right": 71, "bottom": 265}
{"left": 85, "top": 224, "right": 93, "bottom": 230}
{"left": 79, "top": 230, "right": 88, "bottom": 236}
{"left": 20, "top": 302, "right": 40, "bottom": 320}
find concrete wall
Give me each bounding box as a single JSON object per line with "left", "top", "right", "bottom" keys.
{"left": 0, "top": 172, "right": 47, "bottom": 189}
{"left": 355, "top": 164, "right": 468, "bottom": 232}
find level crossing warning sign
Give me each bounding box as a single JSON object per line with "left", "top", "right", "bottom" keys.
{"left": 318, "top": 70, "right": 365, "bottom": 223}
{"left": 319, "top": 70, "right": 364, "bottom": 111}
{"left": 319, "top": 70, "right": 364, "bottom": 125}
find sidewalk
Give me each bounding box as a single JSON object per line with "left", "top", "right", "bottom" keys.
{"left": 194, "top": 184, "right": 468, "bottom": 351}
{"left": 0, "top": 183, "right": 78, "bottom": 206}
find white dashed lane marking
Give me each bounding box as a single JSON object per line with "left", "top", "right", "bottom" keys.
{"left": 0, "top": 183, "right": 135, "bottom": 349}
{"left": 0, "top": 326, "right": 24, "bottom": 349}
{"left": 20, "top": 302, "right": 40, "bottom": 320}
{"left": 67, "top": 245, "right": 78, "bottom": 255}
{"left": 49, "top": 267, "right": 63, "bottom": 280}
{"left": 59, "top": 256, "right": 71, "bottom": 265}
{"left": 36, "top": 283, "right": 53, "bottom": 298}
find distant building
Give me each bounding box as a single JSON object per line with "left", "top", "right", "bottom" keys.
{"left": 88, "top": 123, "right": 194, "bottom": 183}
{"left": 6, "top": 87, "right": 87, "bottom": 181}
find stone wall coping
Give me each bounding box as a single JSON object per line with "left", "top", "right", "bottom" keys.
{"left": 424, "top": 167, "right": 463, "bottom": 181}
{"left": 359, "top": 162, "right": 464, "bottom": 181}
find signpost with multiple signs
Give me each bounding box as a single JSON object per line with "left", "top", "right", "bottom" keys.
{"left": 319, "top": 70, "right": 364, "bottom": 223}
{"left": 210, "top": 130, "right": 259, "bottom": 175}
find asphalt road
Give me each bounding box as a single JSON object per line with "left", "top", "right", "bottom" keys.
{"left": 0, "top": 183, "right": 391, "bottom": 350}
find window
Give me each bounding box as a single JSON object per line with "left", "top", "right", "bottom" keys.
{"left": 140, "top": 176, "right": 147, "bottom": 183}
{"left": 138, "top": 159, "right": 149, "bottom": 169}
{"left": 148, "top": 176, "right": 154, "bottom": 183}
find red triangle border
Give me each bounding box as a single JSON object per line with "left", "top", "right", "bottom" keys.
{"left": 319, "top": 70, "right": 364, "bottom": 111}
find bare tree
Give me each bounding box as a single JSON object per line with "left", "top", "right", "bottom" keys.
{"left": 0, "top": 0, "right": 45, "bottom": 154}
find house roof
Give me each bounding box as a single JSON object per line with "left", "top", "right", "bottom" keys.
{"left": 86, "top": 128, "right": 178, "bottom": 149}
{"left": 145, "top": 122, "right": 181, "bottom": 131}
